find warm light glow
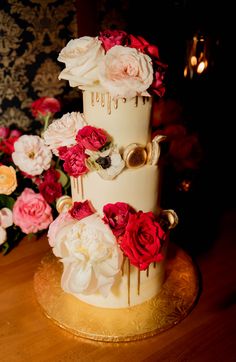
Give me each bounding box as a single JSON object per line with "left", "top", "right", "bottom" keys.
{"left": 197, "top": 61, "right": 205, "bottom": 74}
{"left": 190, "top": 56, "right": 197, "bottom": 66}
{"left": 184, "top": 66, "right": 188, "bottom": 77}
{"left": 204, "top": 60, "right": 208, "bottom": 68}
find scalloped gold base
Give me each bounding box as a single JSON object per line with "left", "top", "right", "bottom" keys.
{"left": 33, "top": 243, "right": 200, "bottom": 342}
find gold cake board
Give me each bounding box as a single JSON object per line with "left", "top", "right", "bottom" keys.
{"left": 34, "top": 243, "right": 200, "bottom": 342}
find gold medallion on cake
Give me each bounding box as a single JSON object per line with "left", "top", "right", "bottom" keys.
{"left": 56, "top": 195, "right": 72, "bottom": 213}
{"left": 123, "top": 144, "right": 147, "bottom": 168}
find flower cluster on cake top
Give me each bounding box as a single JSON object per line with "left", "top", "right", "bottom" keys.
{"left": 58, "top": 29, "right": 167, "bottom": 99}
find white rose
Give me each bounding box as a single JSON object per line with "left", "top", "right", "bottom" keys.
{"left": 52, "top": 214, "right": 123, "bottom": 297}
{"left": 0, "top": 226, "right": 7, "bottom": 245}
{"left": 43, "top": 112, "right": 86, "bottom": 155}
{"left": 0, "top": 208, "right": 13, "bottom": 228}
{"left": 98, "top": 45, "right": 153, "bottom": 99}
{"left": 12, "top": 135, "right": 52, "bottom": 176}
{"left": 58, "top": 36, "right": 105, "bottom": 88}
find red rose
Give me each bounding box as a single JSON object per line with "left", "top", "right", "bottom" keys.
{"left": 119, "top": 211, "right": 166, "bottom": 270}
{"left": 151, "top": 70, "right": 166, "bottom": 97}
{"left": 43, "top": 167, "right": 60, "bottom": 182}
{"left": 0, "top": 136, "right": 19, "bottom": 155}
{"left": 39, "top": 180, "right": 62, "bottom": 203}
{"left": 99, "top": 29, "right": 128, "bottom": 51}
{"left": 128, "top": 34, "right": 160, "bottom": 58}
{"left": 69, "top": 200, "right": 94, "bottom": 221}
{"left": 31, "top": 97, "right": 61, "bottom": 118}
{"left": 58, "top": 144, "right": 88, "bottom": 177}
{"left": 103, "top": 202, "right": 135, "bottom": 237}
{"left": 76, "top": 125, "right": 107, "bottom": 151}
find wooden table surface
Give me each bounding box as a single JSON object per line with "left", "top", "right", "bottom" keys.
{"left": 0, "top": 208, "right": 236, "bottom": 362}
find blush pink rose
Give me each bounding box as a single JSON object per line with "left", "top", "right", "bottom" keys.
{"left": 99, "top": 29, "right": 128, "bottom": 51}
{"left": 119, "top": 211, "right": 166, "bottom": 270}
{"left": 103, "top": 202, "right": 135, "bottom": 237}
{"left": 76, "top": 125, "right": 107, "bottom": 151}
{"left": 69, "top": 200, "right": 95, "bottom": 221}
{"left": 13, "top": 188, "right": 53, "bottom": 234}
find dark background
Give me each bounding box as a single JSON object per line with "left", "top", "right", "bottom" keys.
{"left": 76, "top": 0, "right": 233, "bottom": 254}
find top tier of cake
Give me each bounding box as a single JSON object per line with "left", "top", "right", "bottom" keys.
{"left": 83, "top": 91, "right": 152, "bottom": 150}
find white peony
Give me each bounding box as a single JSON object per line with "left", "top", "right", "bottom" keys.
{"left": 0, "top": 208, "right": 13, "bottom": 228}
{"left": 58, "top": 36, "right": 105, "bottom": 88}
{"left": 98, "top": 45, "right": 153, "bottom": 99}
{"left": 51, "top": 213, "right": 123, "bottom": 297}
{"left": 43, "top": 112, "right": 86, "bottom": 155}
{"left": 12, "top": 135, "right": 52, "bottom": 176}
{"left": 0, "top": 226, "right": 7, "bottom": 245}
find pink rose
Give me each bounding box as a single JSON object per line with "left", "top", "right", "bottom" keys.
{"left": 76, "top": 125, "right": 107, "bottom": 151}
{"left": 47, "top": 211, "right": 74, "bottom": 247}
{"left": 58, "top": 144, "right": 88, "bottom": 177}
{"left": 31, "top": 97, "right": 61, "bottom": 118}
{"left": 69, "top": 200, "right": 94, "bottom": 221}
{"left": 0, "top": 127, "right": 10, "bottom": 139}
{"left": 9, "top": 129, "right": 22, "bottom": 138}
{"left": 103, "top": 202, "right": 135, "bottom": 237}
{"left": 99, "top": 29, "right": 128, "bottom": 51}
{"left": 13, "top": 188, "right": 53, "bottom": 234}
{"left": 119, "top": 211, "right": 166, "bottom": 270}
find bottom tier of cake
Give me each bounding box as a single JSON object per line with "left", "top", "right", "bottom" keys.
{"left": 34, "top": 243, "right": 199, "bottom": 342}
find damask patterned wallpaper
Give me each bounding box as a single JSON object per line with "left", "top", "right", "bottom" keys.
{"left": 0, "top": 0, "right": 78, "bottom": 130}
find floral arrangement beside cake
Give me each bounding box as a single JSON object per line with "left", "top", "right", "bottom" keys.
{"left": 43, "top": 29, "right": 178, "bottom": 308}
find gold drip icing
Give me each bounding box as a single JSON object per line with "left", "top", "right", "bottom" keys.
{"left": 72, "top": 177, "right": 76, "bottom": 192}
{"left": 137, "top": 269, "right": 140, "bottom": 295}
{"left": 101, "top": 93, "right": 105, "bottom": 107}
{"left": 143, "top": 96, "right": 146, "bottom": 105}
{"left": 153, "top": 262, "right": 157, "bottom": 268}
{"left": 96, "top": 92, "right": 100, "bottom": 102}
{"left": 146, "top": 97, "right": 150, "bottom": 102}
{"left": 107, "top": 93, "right": 111, "bottom": 115}
{"left": 146, "top": 266, "right": 149, "bottom": 277}
{"left": 114, "top": 99, "right": 118, "bottom": 109}
{"left": 121, "top": 256, "right": 126, "bottom": 276}
{"left": 79, "top": 176, "right": 84, "bottom": 200}
{"left": 122, "top": 98, "right": 126, "bottom": 103}
{"left": 127, "top": 259, "right": 130, "bottom": 306}
{"left": 135, "top": 96, "right": 138, "bottom": 107}
{"left": 91, "top": 92, "right": 94, "bottom": 106}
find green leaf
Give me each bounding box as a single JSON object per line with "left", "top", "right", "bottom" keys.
{"left": 56, "top": 169, "right": 70, "bottom": 188}
{"left": 0, "top": 195, "right": 15, "bottom": 209}
{"left": 1, "top": 241, "right": 10, "bottom": 255}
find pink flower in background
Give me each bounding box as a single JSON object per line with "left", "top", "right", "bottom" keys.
{"left": 69, "top": 200, "right": 95, "bottom": 221}
{"left": 99, "top": 29, "right": 128, "bottom": 51}
{"left": 76, "top": 125, "right": 107, "bottom": 151}
{"left": 31, "top": 97, "right": 61, "bottom": 118}
{"left": 0, "top": 208, "right": 13, "bottom": 228}
{"left": 12, "top": 135, "right": 52, "bottom": 176}
{"left": 13, "top": 188, "right": 53, "bottom": 234}
{"left": 103, "top": 202, "right": 135, "bottom": 237}
{"left": 0, "top": 127, "right": 10, "bottom": 139}
{"left": 58, "top": 144, "right": 88, "bottom": 177}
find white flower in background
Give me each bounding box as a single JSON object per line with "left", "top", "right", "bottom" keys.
{"left": 0, "top": 226, "right": 7, "bottom": 245}
{"left": 86, "top": 146, "right": 125, "bottom": 180}
{"left": 12, "top": 135, "right": 52, "bottom": 176}
{"left": 43, "top": 112, "right": 86, "bottom": 155}
{"left": 58, "top": 36, "right": 105, "bottom": 88}
{"left": 0, "top": 208, "right": 13, "bottom": 228}
{"left": 99, "top": 45, "right": 153, "bottom": 99}
{"left": 53, "top": 213, "right": 123, "bottom": 297}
